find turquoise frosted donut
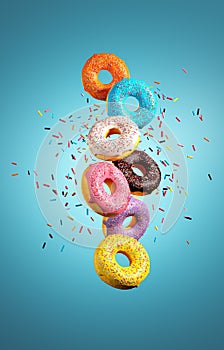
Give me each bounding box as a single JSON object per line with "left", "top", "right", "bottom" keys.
{"left": 107, "top": 78, "right": 158, "bottom": 129}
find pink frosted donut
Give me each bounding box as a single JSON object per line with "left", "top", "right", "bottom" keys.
{"left": 102, "top": 196, "right": 150, "bottom": 240}
{"left": 87, "top": 116, "right": 140, "bottom": 161}
{"left": 81, "top": 162, "right": 130, "bottom": 216}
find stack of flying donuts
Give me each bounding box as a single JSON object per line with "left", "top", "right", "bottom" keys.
{"left": 81, "top": 53, "right": 161, "bottom": 289}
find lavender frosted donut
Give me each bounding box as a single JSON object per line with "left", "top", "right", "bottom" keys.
{"left": 102, "top": 196, "right": 150, "bottom": 240}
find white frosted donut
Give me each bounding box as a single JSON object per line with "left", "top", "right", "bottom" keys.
{"left": 87, "top": 116, "right": 140, "bottom": 161}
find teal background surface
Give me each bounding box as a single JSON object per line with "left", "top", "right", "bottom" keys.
{"left": 0, "top": 1, "right": 223, "bottom": 349}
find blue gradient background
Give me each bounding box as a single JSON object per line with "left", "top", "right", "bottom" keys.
{"left": 0, "top": 1, "right": 223, "bottom": 349}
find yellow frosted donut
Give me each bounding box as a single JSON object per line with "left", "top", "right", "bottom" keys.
{"left": 94, "top": 234, "right": 150, "bottom": 289}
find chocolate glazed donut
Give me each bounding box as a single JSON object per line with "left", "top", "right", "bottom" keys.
{"left": 113, "top": 150, "right": 161, "bottom": 195}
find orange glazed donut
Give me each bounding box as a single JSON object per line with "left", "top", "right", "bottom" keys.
{"left": 82, "top": 53, "right": 130, "bottom": 100}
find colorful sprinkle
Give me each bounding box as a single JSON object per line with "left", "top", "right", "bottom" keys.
{"left": 37, "top": 110, "right": 43, "bottom": 117}
{"left": 184, "top": 216, "right": 192, "bottom": 220}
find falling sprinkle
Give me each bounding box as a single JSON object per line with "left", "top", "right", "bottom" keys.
{"left": 11, "top": 162, "right": 17, "bottom": 166}
{"left": 203, "top": 137, "right": 210, "bottom": 142}
{"left": 176, "top": 116, "right": 181, "bottom": 122}
{"left": 79, "top": 226, "right": 83, "bottom": 233}
{"left": 173, "top": 97, "right": 179, "bottom": 103}
{"left": 208, "top": 174, "right": 212, "bottom": 181}
{"left": 49, "top": 233, "right": 53, "bottom": 239}
{"left": 197, "top": 108, "right": 200, "bottom": 115}
{"left": 67, "top": 215, "right": 74, "bottom": 221}
{"left": 11, "top": 173, "right": 19, "bottom": 177}
{"left": 159, "top": 208, "right": 165, "bottom": 212}
{"left": 187, "top": 155, "right": 193, "bottom": 159}
{"left": 37, "top": 110, "right": 43, "bottom": 117}
{"left": 186, "top": 240, "right": 190, "bottom": 245}
{"left": 154, "top": 226, "right": 159, "bottom": 231}
{"left": 154, "top": 237, "right": 157, "bottom": 243}
{"left": 42, "top": 242, "right": 46, "bottom": 249}
{"left": 192, "top": 145, "right": 196, "bottom": 151}
{"left": 60, "top": 245, "right": 65, "bottom": 252}
{"left": 184, "top": 216, "right": 192, "bottom": 220}
{"left": 182, "top": 68, "right": 188, "bottom": 74}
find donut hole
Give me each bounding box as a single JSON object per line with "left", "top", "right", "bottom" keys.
{"left": 98, "top": 70, "right": 113, "bottom": 84}
{"left": 103, "top": 179, "right": 116, "bottom": 194}
{"left": 125, "top": 96, "right": 139, "bottom": 112}
{"left": 131, "top": 164, "right": 146, "bottom": 177}
{"left": 115, "top": 251, "right": 130, "bottom": 267}
{"left": 122, "top": 215, "right": 136, "bottom": 229}
{"left": 105, "top": 128, "right": 121, "bottom": 140}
